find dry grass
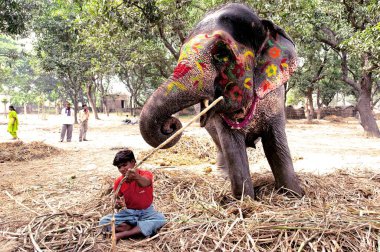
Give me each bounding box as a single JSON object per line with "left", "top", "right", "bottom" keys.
{"left": 0, "top": 141, "right": 61, "bottom": 163}
{"left": 0, "top": 127, "right": 379, "bottom": 251}
{"left": 1, "top": 169, "right": 379, "bottom": 251}
{"left": 139, "top": 135, "right": 266, "bottom": 166}
{"left": 323, "top": 115, "right": 346, "bottom": 123}
{"left": 140, "top": 136, "right": 218, "bottom": 166}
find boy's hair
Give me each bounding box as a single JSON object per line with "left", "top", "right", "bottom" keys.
{"left": 113, "top": 149, "right": 136, "bottom": 166}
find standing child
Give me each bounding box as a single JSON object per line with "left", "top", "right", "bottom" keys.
{"left": 99, "top": 149, "right": 166, "bottom": 240}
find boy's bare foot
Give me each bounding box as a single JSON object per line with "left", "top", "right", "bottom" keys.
{"left": 115, "top": 226, "right": 142, "bottom": 241}
{"left": 115, "top": 223, "right": 132, "bottom": 232}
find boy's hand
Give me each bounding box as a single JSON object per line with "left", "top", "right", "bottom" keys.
{"left": 115, "top": 197, "right": 125, "bottom": 209}
{"left": 125, "top": 169, "right": 151, "bottom": 187}
{"left": 125, "top": 169, "right": 139, "bottom": 182}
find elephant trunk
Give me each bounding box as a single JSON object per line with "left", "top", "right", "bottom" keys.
{"left": 139, "top": 80, "right": 204, "bottom": 149}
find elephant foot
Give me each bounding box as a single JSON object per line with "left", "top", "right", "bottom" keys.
{"left": 276, "top": 182, "right": 305, "bottom": 197}
{"left": 231, "top": 183, "right": 255, "bottom": 200}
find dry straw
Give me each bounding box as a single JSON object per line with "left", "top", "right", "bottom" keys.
{"left": 0, "top": 141, "right": 60, "bottom": 162}
{"left": 0, "top": 116, "right": 379, "bottom": 251}
{"left": 2, "top": 168, "right": 379, "bottom": 251}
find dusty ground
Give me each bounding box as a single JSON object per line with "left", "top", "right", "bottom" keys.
{"left": 0, "top": 113, "right": 379, "bottom": 250}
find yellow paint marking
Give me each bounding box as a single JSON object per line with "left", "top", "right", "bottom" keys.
{"left": 166, "top": 81, "right": 187, "bottom": 95}
{"left": 244, "top": 78, "right": 252, "bottom": 90}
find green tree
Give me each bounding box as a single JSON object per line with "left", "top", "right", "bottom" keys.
{"left": 34, "top": 1, "right": 91, "bottom": 122}
{"left": 248, "top": 0, "right": 380, "bottom": 137}
{"left": 314, "top": 0, "right": 380, "bottom": 137}
{"left": 0, "top": 0, "right": 36, "bottom": 36}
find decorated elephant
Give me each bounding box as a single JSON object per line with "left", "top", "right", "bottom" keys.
{"left": 139, "top": 3, "right": 304, "bottom": 199}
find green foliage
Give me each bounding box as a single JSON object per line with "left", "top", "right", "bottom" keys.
{"left": 33, "top": 0, "right": 94, "bottom": 105}
{"left": 0, "top": 0, "right": 36, "bottom": 35}
{"left": 0, "top": 33, "right": 62, "bottom": 106}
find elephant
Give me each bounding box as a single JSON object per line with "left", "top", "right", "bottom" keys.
{"left": 139, "top": 3, "right": 304, "bottom": 199}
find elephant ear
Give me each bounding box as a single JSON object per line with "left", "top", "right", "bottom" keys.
{"left": 210, "top": 34, "right": 255, "bottom": 113}
{"left": 254, "top": 20, "right": 298, "bottom": 99}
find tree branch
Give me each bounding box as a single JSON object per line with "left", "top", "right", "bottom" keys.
{"left": 341, "top": 51, "right": 360, "bottom": 95}
{"left": 158, "top": 24, "right": 179, "bottom": 60}
{"left": 319, "top": 27, "right": 339, "bottom": 48}
{"left": 154, "top": 63, "right": 170, "bottom": 78}
{"left": 311, "top": 51, "right": 328, "bottom": 83}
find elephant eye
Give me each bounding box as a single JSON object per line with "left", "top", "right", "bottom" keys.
{"left": 211, "top": 41, "right": 235, "bottom": 67}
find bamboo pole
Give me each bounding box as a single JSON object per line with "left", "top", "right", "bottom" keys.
{"left": 111, "top": 215, "right": 116, "bottom": 251}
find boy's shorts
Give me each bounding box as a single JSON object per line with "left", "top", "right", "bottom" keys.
{"left": 99, "top": 204, "right": 166, "bottom": 237}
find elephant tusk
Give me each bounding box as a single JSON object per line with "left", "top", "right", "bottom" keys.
{"left": 203, "top": 99, "right": 209, "bottom": 108}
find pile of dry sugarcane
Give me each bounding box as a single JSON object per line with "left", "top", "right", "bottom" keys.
{"left": 139, "top": 135, "right": 266, "bottom": 167}
{"left": 2, "top": 169, "right": 379, "bottom": 251}
{"left": 128, "top": 169, "right": 380, "bottom": 251}
{"left": 0, "top": 141, "right": 60, "bottom": 163}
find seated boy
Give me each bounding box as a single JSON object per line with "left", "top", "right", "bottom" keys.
{"left": 99, "top": 149, "right": 166, "bottom": 240}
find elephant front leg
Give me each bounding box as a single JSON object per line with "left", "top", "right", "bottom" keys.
{"left": 211, "top": 116, "right": 255, "bottom": 199}
{"left": 261, "top": 125, "right": 304, "bottom": 196}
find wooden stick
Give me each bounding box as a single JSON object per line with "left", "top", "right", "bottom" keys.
{"left": 111, "top": 215, "right": 117, "bottom": 252}
{"left": 28, "top": 223, "right": 43, "bottom": 252}
{"left": 4, "top": 190, "right": 39, "bottom": 215}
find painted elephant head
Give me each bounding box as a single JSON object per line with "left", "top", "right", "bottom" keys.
{"left": 140, "top": 4, "right": 297, "bottom": 148}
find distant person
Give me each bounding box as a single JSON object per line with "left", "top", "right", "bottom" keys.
{"left": 99, "top": 149, "right": 166, "bottom": 240}
{"left": 123, "top": 115, "right": 139, "bottom": 125}
{"left": 60, "top": 102, "right": 74, "bottom": 142}
{"left": 7, "top": 105, "right": 19, "bottom": 140}
{"left": 78, "top": 104, "right": 90, "bottom": 142}
{"left": 123, "top": 115, "right": 132, "bottom": 124}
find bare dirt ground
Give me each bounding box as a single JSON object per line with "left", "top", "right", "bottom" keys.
{"left": 0, "top": 113, "right": 379, "bottom": 251}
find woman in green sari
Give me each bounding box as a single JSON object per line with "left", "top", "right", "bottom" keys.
{"left": 7, "top": 105, "right": 19, "bottom": 140}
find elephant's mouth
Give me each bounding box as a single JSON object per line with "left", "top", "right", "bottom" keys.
{"left": 199, "top": 94, "right": 259, "bottom": 129}
{"left": 220, "top": 94, "right": 259, "bottom": 129}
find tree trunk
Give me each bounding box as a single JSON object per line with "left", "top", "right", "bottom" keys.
{"left": 72, "top": 95, "right": 79, "bottom": 124}
{"left": 129, "top": 94, "right": 134, "bottom": 116}
{"left": 97, "top": 81, "right": 109, "bottom": 116}
{"left": 304, "top": 98, "right": 309, "bottom": 121}
{"left": 86, "top": 83, "right": 99, "bottom": 120}
{"left": 354, "top": 59, "right": 380, "bottom": 137}
{"left": 305, "top": 87, "right": 314, "bottom": 123}
{"left": 316, "top": 88, "right": 322, "bottom": 120}
{"left": 23, "top": 103, "right": 27, "bottom": 115}
{"left": 102, "top": 96, "right": 109, "bottom": 116}
{"left": 357, "top": 89, "right": 380, "bottom": 138}
{"left": 55, "top": 101, "right": 61, "bottom": 115}
{"left": 3, "top": 103, "right": 7, "bottom": 118}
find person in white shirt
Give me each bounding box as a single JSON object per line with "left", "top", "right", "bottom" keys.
{"left": 78, "top": 104, "right": 90, "bottom": 142}
{"left": 60, "top": 102, "right": 74, "bottom": 142}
